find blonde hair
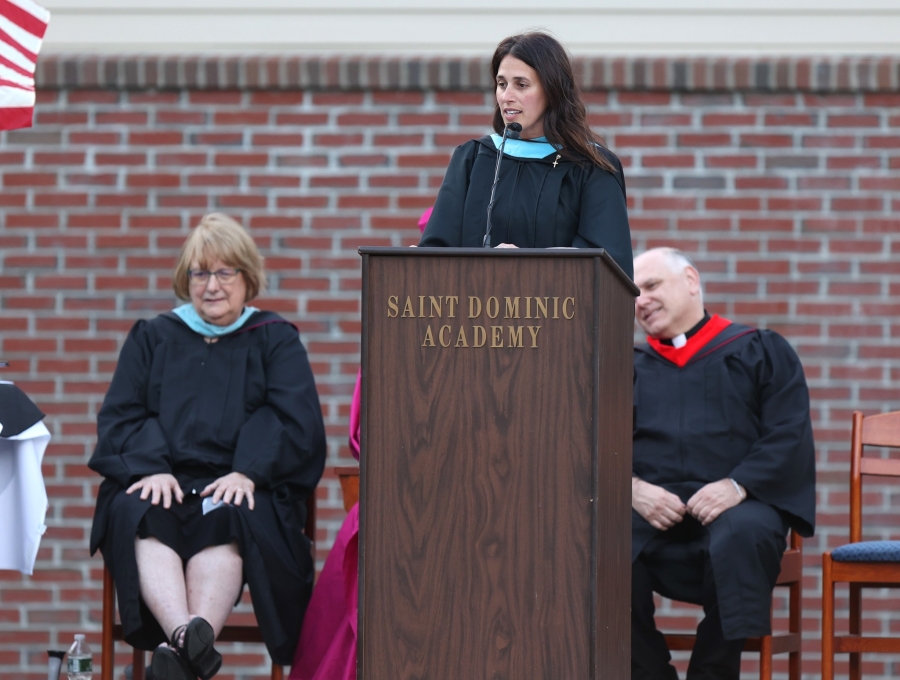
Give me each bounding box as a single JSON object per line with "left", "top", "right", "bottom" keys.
{"left": 172, "top": 213, "right": 266, "bottom": 301}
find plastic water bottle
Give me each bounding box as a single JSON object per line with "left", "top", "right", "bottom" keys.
{"left": 66, "top": 634, "right": 92, "bottom": 680}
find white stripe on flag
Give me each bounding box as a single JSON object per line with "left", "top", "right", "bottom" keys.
{"left": 0, "top": 13, "right": 43, "bottom": 55}
{"left": 7, "top": 0, "right": 50, "bottom": 24}
{"left": 0, "top": 82, "right": 34, "bottom": 107}
{"left": 0, "top": 40, "right": 36, "bottom": 74}
{"left": 0, "top": 61, "right": 32, "bottom": 87}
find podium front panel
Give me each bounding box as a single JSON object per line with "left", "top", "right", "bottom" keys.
{"left": 359, "top": 249, "right": 633, "bottom": 680}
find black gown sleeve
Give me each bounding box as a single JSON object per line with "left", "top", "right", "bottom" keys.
{"left": 729, "top": 331, "right": 816, "bottom": 536}
{"left": 88, "top": 320, "right": 174, "bottom": 488}
{"left": 571, "top": 153, "right": 633, "bottom": 279}
{"left": 418, "top": 141, "right": 479, "bottom": 247}
{"left": 231, "top": 322, "right": 326, "bottom": 494}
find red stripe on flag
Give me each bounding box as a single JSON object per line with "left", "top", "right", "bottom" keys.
{"left": 0, "top": 105, "right": 32, "bottom": 129}
{"left": 0, "top": 0, "right": 49, "bottom": 40}
{"left": 0, "top": 25, "right": 38, "bottom": 64}
{"left": 0, "top": 53, "right": 34, "bottom": 80}
{"left": 0, "top": 76, "right": 32, "bottom": 90}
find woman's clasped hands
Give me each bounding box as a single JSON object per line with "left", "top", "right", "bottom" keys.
{"left": 126, "top": 471, "right": 255, "bottom": 510}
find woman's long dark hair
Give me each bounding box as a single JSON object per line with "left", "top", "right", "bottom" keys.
{"left": 491, "top": 32, "right": 615, "bottom": 172}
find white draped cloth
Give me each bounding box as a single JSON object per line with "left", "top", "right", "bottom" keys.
{"left": 0, "top": 420, "right": 50, "bottom": 574}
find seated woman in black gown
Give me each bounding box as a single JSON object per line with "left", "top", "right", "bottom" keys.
{"left": 89, "top": 213, "right": 326, "bottom": 680}
{"left": 419, "top": 31, "right": 633, "bottom": 278}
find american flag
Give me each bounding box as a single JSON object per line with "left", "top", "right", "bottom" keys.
{"left": 0, "top": 0, "right": 49, "bottom": 131}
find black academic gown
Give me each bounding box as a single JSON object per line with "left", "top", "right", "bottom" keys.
{"left": 88, "top": 311, "right": 326, "bottom": 664}
{"left": 632, "top": 323, "right": 816, "bottom": 639}
{"left": 419, "top": 136, "right": 633, "bottom": 279}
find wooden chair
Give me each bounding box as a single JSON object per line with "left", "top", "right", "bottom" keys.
{"left": 664, "top": 530, "right": 803, "bottom": 680}
{"left": 822, "top": 410, "right": 900, "bottom": 680}
{"left": 100, "top": 494, "right": 317, "bottom": 680}
{"left": 334, "top": 466, "right": 360, "bottom": 513}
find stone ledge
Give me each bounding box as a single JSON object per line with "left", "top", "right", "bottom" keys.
{"left": 36, "top": 55, "right": 900, "bottom": 92}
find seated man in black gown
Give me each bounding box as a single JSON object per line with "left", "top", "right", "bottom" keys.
{"left": 630, "top": 247, "right": 816, "bottom": 680}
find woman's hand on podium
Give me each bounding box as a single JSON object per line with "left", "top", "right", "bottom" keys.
{"left": 495, "top": 243, "right": 519, "bottom": 249}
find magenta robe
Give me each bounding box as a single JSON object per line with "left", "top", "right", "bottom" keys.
{"left": 290, "top": 372, "right": 360, "bottom": 680}
{"left": 292, "top": 209, "right": 430, "bottom": 679}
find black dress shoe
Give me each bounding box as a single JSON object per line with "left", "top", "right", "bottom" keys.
{"left": 150, "top": 646, "right": 195, "bottom": 680}
{"left": 175, "top": 618, "right": 222, "bottom": 680}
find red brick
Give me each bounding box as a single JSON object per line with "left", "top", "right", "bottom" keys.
{"left": 193, "top": 132, "right": 242, "bottom": 145}
{"left": 215, "top": 153, "right": 269, "bottom": 167}
{"left": 371, "top": 91, "right": 424, "bottom": 105}
{"left": 803, "top": 135, "right": 855, "bottom": 149}
{"left": 5, "top": 213, "right": 58, "bottom": 228}
{"left": 435, "top": 92, "right": 486, "bottom": 106}
{"left": 3, "top": 172, "right": 56, "bottom": 186}
{"left": 69, "top": 131, "right": 122, "bottom": 144}
{"left": 312, "top": 92, "right": 364, "bottom": 106}
{"left": 705, "top": 155, "right": 757, "bottom": 168}
{"left": 214, "top": 111, "right": 269, "bottom": 125}
{"left": 128, "top": 131, "right": 184, "bottom": 145}
{"left": 705, "top": 197, "right": 761, "bottom": 211}
{"left": 2, "top": 338, "right": 56, "bottom": 352}
{"left": 275, "top": 112, "right": 329, "bottom": 126}
{"left": 702, "top": 113, "right": 755, "bottom": 126}
{"left": 127, "top": 173, "right": 181, "bottom": 188}
{"left": 309, "top": 175, "right": 360, "bottom": 188}
{"left": 252, "top": 133, "right": 304, "bottom": 146}
{"left": 189, "top": 91, "right": 243, "bottom": 105}
{"left": 677, "top": 133, "right": 731, "bottom": 147}
{"left": 737, "top": 218, "right": 794, "bottom": 232}
{"left": 616, "top": 134, "right": 669, "bottom": 147}
{"left": 33, "top": 152, "right": 86, "bottom": 165}
{"left": 740, "top": 134, "right": 793, "bottom": 148}
{"left": 67, "top": 213, "right": 122, "bottom": 229}
{"left": 187, "top": 173, "right": 239, "bottom": 187}
{"left": 831, "top": 197, "right": 883, "bottom": 212}
{"left": 735, "top": 177, "right": 788, "bottom": 190}
{"left": 736, "top": 260, "right": 790, "bottom": 275}
{"left": 339, "top": 154, "right": 390, "bottom": 167}
{"left": 828, "top": 114, "right": 880, "bottom": 127}
{"left": 641, "top": 154, "right": 695, "bottom": 168}
{"left": 827, "top": 156, "right": 882, "bottom": 170}
{"left": 96, "top": 111, "right": 148, "bottom": 125}
{"left": 34, "top": 192, "right": 89, "bottom": 207}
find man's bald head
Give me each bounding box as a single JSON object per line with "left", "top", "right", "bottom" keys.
{"left": 633, "top": 247, "right": 705, "bottom": 339}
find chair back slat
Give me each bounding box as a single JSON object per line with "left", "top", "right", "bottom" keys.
{"left": 861, "top": 411, "right": 900, "bottom": 448}
{"left": 859, "top": 458, "right": 900, "bottom": 478}
{"left": 851, "top": 410, "right": 900, "bottom": 543}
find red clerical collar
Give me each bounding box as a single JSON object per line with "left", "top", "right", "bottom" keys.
{"left": 646, "top": 314, "right": 732, "bottom": 367}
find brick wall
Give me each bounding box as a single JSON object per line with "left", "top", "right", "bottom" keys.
{"left": 2, "top": 55, "right": 899, "bottom": 679}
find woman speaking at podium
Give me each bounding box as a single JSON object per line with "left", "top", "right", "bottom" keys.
{"left": 419, "top": 31, "right": 633, "bottom": 279}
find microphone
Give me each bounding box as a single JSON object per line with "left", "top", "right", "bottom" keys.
{"left": 483, "top": 122, "right": 522, "bottom": 248}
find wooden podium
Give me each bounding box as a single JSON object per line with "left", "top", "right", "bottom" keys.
{"left": 358, "top": 248, "right": 638, "bottom": 679}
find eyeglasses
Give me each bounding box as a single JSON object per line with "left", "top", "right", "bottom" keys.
{"left": 188, "top": 268, "right": 242, "bottom": 285}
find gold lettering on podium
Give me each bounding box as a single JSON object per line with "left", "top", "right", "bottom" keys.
{"left": 469, "top": 296, "right": 482, "bottom": 319}
{"left": 473, "top": 326, "right": 486, "bottom": 348}
{"left": 422, "top": 325, "right": 435, "bottom": 346}
{"left": 391, "top": 292, "right": 574, "bottom": 350}
{"left": 446, "top": 296, "right": 459, "bottom": 318}
{"left": 486, "top": 297, "right": 500, "bottom": 319}
{"left": 508, "top": 326, "right": 523, "bottom": 347}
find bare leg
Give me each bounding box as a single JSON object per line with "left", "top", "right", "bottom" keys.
{"left": 134, "top": 536, "right": 190, "bottom": 642}
{"left": 185, "top": 542, "right": 243, "bottom": 636}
